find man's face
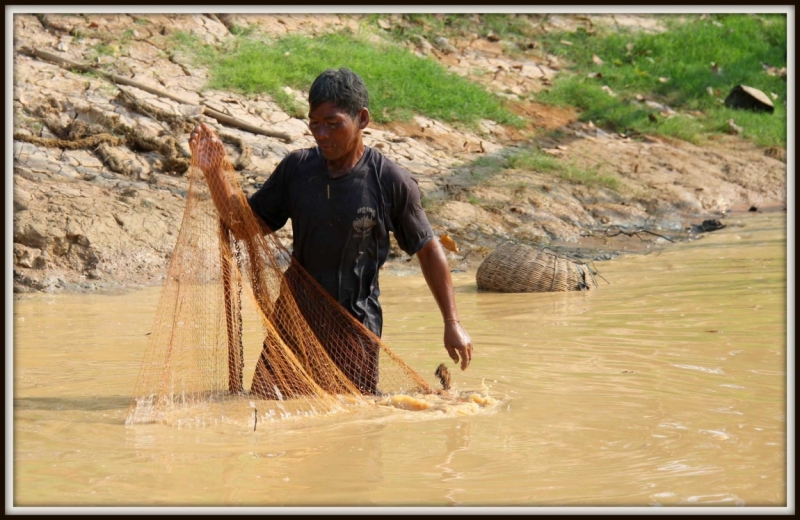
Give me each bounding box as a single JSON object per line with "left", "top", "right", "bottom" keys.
{"left": 308, "top": 101, "right": 366, "bottom": 161}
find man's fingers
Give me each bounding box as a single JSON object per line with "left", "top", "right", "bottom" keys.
{"left": 190, "top": 123, "right": 217, "bottom": 144}
{"left": 459, "top": 346, "right": 470, "bottom": 371}
{"left": 445, "top": 344, "right": 460, "bottom": 364}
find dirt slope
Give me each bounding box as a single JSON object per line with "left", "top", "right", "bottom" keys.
{"left": 11, "top": 13, "right": 787, "bottom": 294}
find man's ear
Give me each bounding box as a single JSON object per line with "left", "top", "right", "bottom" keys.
{"left": 358, "top": 108, "right": 370, "bottom": 130}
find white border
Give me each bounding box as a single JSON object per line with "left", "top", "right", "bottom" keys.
{"left": 6, "top": 4, "right": 795, "bottom": 516}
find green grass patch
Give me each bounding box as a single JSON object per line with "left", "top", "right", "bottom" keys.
{"left": 168, "top": 30, "right": 220, "bottom": 65}
{"left": 170, "top": 29, "right": 522, "bottom": 127}
{"left": 536, "top": 14, "right": 786, "bottom": 147}
{"left": 88, "top": 42, "right": 120, "bottom": 58}
{"left": 511, "top": 148, "right": 620, "bottom": 190}
{"left": 370, "top": 14, "right": 541, "bottom": 56}
{"left": 468, "top": 148, "right": 620, "bottom": 191}
{"left": 228, "top": 23, "right": 257, "bottom": 37}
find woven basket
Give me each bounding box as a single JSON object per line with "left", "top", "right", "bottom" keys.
{"left": 476, "top": 242, "right": 597, "bottom": 293}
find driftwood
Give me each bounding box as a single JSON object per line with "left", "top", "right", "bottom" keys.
{"left": 17, "top": 46, "right": 293, "bottom": 143}
{"left": 604, "top": 226, "right": 675, "bottom": 243}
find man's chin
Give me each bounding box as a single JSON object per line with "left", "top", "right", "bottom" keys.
{"left": 319, "top": 148, "right": 341, "bottom": 160}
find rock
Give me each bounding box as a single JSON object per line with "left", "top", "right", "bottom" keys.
{"left": 727, "top": 119, "right": 744, "bottom": 135}
{"left": 723, "top": 85, "right": 774, "bottom": 113}
{"left": 645, "top": 100, "right": 667, "bottom": 111}
{"left": 762, "top": 63, "right": 787, "bottom": 79}
{"left": 15, "top": 221, "right": 53, "bottom": 249}
{"left": 14, "top": 244, "right": 36, "bottom": 268}
{"left": 690, "top": 219, "right": 726, "bottom": 234}
{"left": 432, "top": 36, "right": 457, "bottom": 54}
{"left": 14, "top": 185, "right": 32, "bottom": 212}
{"left": 33, "top": 251, "right": 49, "bottom": 270}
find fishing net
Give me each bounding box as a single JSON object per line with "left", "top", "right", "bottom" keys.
{"left": 476, "top": 242, "right": 597, "bottom": 293}
{"left": 126, "top": 136, "right": 437, "bottom": 428}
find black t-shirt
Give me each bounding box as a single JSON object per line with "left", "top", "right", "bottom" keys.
{"left": 248, "top": 146, "right": 435, "bottom": 337}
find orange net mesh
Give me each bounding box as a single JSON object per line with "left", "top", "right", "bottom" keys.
{"left": 126, "top": 136, "right": 435, "bottom": 428}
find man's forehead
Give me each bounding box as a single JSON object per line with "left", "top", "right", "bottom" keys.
{"left": 309, "top": 101, "right": 349, "bottom": 116}
{"left": 308, "top": 103, "right": 353, "bottom": 119}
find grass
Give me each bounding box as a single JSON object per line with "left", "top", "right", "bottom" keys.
{"left": 468, "top": 148, "right": 620, "bottom": 191}
{"left": 228, "top": 24, "right": 257, "bottom": 37}
{"left": 88, "top": 42, "right": 119, "bottom": 58}
{"left": 87, "top": 28, "right": 137, "bottom": 60}
{"left": 370, "top": 13, "right": 541, "bottom": 55}
{"left": 535, "top": 14, "right": 787, "bottom": 147}
{"left": 512, "top": 149, "right": 620, "bottom": 190}
{"left": 170, "top": 29, "right": 522, "bottom": 128}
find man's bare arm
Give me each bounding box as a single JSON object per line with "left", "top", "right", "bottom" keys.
{"left": 416, "top": 238, "right": 473, "bottom": 370}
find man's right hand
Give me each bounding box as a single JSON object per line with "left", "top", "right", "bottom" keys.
{"left": 188, "top": 123, "right": 239, "bottom": 225}
{"left": 189, "top": 123, "right": 227, "bottom": 180}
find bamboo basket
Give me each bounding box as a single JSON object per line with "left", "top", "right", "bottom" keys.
{"left": 476, "top": 242, "right": 597, "bottom": 293}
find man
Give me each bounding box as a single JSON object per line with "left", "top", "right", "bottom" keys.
{"left": 189, "top": 68, "right": 472, "bottom": 393}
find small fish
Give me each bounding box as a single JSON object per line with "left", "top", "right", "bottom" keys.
{"left": 439, "top": 234, "right": 459, "bottom": 253}
{"left": 435, "top": 363, "right": 451, "bottom": 391}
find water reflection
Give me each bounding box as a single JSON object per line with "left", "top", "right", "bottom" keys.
{"left": 435, "top": 419, "right": 473, "bottom": 506}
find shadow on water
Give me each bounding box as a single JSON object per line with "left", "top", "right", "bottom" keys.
{"left": 14, "top": 396, "right": 132, "bottom": 412}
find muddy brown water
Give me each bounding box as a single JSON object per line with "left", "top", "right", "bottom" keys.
{"left": 12, "top": 212, "right": 787, "bottom": 508}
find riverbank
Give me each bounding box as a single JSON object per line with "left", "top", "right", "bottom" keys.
{"left": 11, "top": 13, "right": 787, "bottom": 295}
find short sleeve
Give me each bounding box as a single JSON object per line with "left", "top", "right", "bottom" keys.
{"left": 390, "top": 173, "right": 435, "bottom": 256}
{"left": 247, "top": 156, "right": 291, "bottom": 232}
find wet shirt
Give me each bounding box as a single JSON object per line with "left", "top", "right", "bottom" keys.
{"left": 248, "top": 146, "right": 435, "bottom": 337}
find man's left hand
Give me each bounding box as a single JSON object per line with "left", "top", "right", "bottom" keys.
{"left": 444, "top": 321, "right": 472, "bottom": 371}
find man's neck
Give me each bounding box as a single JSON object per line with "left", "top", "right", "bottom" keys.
{"left": 326, "top": 141, "right": 366, "bottom": 178}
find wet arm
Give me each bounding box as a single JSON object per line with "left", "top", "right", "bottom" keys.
{"left": 416, "top": 238, "right": 473, "bottom": 370}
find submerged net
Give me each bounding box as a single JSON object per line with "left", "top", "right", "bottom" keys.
{"left": 127, "top": 136, "right": 436, "bottom": 428}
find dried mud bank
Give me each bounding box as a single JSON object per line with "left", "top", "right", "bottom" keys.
{"left": 11, "top": 13, "right": 786, "bottom": 295}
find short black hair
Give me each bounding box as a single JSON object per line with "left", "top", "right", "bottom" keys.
{"left": 308, "top": 68, "right": 370, "bottom": 118}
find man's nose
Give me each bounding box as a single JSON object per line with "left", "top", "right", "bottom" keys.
{"left": 311, "top": 125, "right": 329, "bottom": 140}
